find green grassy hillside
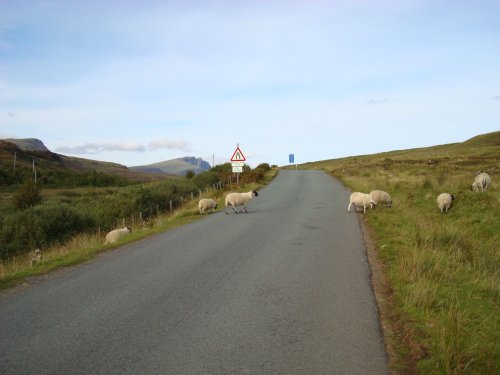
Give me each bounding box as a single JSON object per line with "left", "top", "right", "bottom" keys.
{"left": 301, "top": 131, "right": 499, "bottom": 374}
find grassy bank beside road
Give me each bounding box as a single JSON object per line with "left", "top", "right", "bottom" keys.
{"left": 302, "top": 132, "right": 499, "bottom": 374}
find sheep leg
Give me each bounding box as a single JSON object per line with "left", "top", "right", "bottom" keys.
{"left": 243, "top": 205, "right": 248, "bottom": 213}
{"left": 347, "top": 202, "right": 353, "bottom": 213}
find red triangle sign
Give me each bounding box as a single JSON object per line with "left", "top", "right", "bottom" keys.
{"left": 230, "top": 146, "right": 246, "bottom": 161}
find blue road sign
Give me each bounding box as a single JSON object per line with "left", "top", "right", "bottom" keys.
{"left": 289, "top": 154, "right": 294, "bottom": 163}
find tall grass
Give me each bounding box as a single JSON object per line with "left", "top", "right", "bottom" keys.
{"left": 303, "top": 137, "right": 500, "bottom": 374}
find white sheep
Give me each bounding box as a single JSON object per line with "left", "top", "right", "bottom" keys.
{"left": 198, "top": 198, "right": 218, "bottom": 214}
{"left": 30, "top": 248, "right": 42, "bottom": 267}
{"left": 369, "top": 190, "right": 392, "bottom": 208}
{"left": 225, "top": 190, "right": 259, "bottom": 214}
{"left": 105, "top": 227, "right": 132, "bottom": 244}
{"left": 347, "top": 192, "right": 371, "bottom": 214}
{"left": 437, "top": 193, "right": 455, "bottom": 213}
{"left": 471, "top": 172, "right": 491, "bottom": 192}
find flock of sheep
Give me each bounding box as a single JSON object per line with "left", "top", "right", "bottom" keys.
{"left": 29, "top": 172, "right": 493, "bottom": 263}
{"left": 436, "top": 172, "right": 491, "bottom": 213}
{"left": 348, "top": 172, "right": 492, "bottom": 215}
{"left": 104, "top": 172, "right": 493, "bottom": 246}
{"left": 199, "top": 190, "right": 259, "bottom": 215}
{"left": 101, "top": 190, "right": 260, "bottom": 245}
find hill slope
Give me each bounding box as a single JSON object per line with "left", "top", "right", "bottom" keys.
{"left": 5, "top": 138, "right": 50, "bottom": 152}
{"left": 130, "top": 157, "right": 211, "bottom": 175}
{"left": 0, "top": 139, "right": 162, "bottom": 184}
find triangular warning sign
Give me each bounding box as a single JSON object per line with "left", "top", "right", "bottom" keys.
{"left": 230, "top": 146, "right": 246, "bottom": 161}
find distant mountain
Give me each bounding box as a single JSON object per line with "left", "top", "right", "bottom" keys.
{"left": 5, "top": 138, "right": 50, "bottom": 152}
{"left": 130, "top": 157, "right": 211, "bottom": 175}
{"left": 0, "top": 138, "right": 161, "bottom": 182}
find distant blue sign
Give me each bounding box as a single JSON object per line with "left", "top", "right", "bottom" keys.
{"left": 289, "top": 154, "right": 294, "bottom": 163}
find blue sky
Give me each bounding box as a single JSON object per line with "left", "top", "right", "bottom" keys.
{"left": 1, "top": 0, "right": 499, "bottom": 167}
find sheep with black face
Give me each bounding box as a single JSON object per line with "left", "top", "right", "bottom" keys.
{"left": 347, "top": 192, "right": 371, "bottom": 214}
{"left": 471, "top": 172, "right": 491, "bottom": 192}
{"left": 198, "top": 198, "right": 218, "bottom": 214}
{"left": 225, "top": 190, "right": 259, "bottom": 214}
{"left": 437, "top": 193, "right": 455, "bottom": 213}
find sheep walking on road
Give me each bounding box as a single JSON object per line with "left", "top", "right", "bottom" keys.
{"left": 471, "top": 172, "right": 491, "bottom": 192}
{"left": 347, "top": 192, "right": 371, "bottom": 214}
{"left": 437, "top": 193, "right": 455, "bottom": 213}
{"left": 369, "top": 190, "right": 392, "bottom": 208}
{"left": 225, "top": 190, "right": 259, "bottom": 214}
{"left": 198, "top": 198, "right": 218, "bottom": 214}
{"left": 105, "top": 227, "right": 132, "bottom": 244}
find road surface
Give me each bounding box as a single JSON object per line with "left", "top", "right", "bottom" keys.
{"left": 0, "top": 170, "right": 388, "bottom": 374}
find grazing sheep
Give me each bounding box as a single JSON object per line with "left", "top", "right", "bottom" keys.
{"left": 347, "top": 192, "right": 371, "bottom": 214}
{"left": 369, "top": 190, "right": 392, "bottom": 208}
{"left": 105, "top": 227, "right": 132, "bottom": 244}
{"left": 30, "top": 248, "right": 42, "bottom": 267}
{"left": 225, "top": 190, "right": 259, "bottom": 214}
{"left": 437, "top": 193, "right": 455, "bottom": 213}
{"left": 471, "top": 172, "right": 491, "bottom": 192}
{"left": 198, "top": 198, "right": 218, "bottom": 214}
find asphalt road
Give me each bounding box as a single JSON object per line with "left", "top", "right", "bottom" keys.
{"left": 0, "top": 170, "right": 388, "bottom": 374}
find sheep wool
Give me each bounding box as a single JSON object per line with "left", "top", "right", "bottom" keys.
{"left": 437, "top": 193, "right": 455, "bottom": 213}
{"left": 471, "top": 172, "right": 491, "bottom": 192}
{"left": 198, "top": 198, "right": 218, "bottom": 214}
{"left": 347, "top": 192, "right": 371, "bottom": 213}
{"left": 225, "top": 190, "right": 259, "bottom": 214}
{"left": 105, "top": 227, "right": 132, "bottom": 244}
{"left": 369, "top": 190, "right": 392, "bottom": 208}
{"left": 30, "top": 248, "right": 42, "bottom": 267}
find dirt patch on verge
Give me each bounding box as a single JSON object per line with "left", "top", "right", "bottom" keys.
{"left": 359, "top": 216, "right": 423, "bottom": 375}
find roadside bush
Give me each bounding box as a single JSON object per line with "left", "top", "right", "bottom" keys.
{"left": 12, "top": 178, "right": 42, "bottom": 209}
{"left": 0, "top": 202, "right": 91, "bottom": 260}
{"left": 192, "top": 171, "right": 219, "bottom": 190}
{"left": 256, "top": 163, "right": 271, "bottom": 172}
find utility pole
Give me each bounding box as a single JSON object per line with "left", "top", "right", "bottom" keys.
{"left": 33, "top": 160, "right": 37, "bottom": 184}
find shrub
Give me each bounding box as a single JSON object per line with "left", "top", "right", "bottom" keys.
{"left": 12, "top": 178, "right": 42, "bottom": 209}
{"left": 0, "top": 202, "right": 91, "bottom": 260}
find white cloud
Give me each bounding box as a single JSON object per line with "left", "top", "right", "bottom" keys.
{"left": 366, "top": 98, "right": 390, "bottom": 105}
{"left": 56, "top": 141, "right": 146, "bottom": 154}
{"left": 148, "top": 139, "right": 193, "bottom": 152}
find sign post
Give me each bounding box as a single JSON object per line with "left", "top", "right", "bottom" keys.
{"left": 231, "top": 144, "right": 246, "bottom": 186}
{"left": 289, "top": 154, "right": 297, "bottom": 169}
